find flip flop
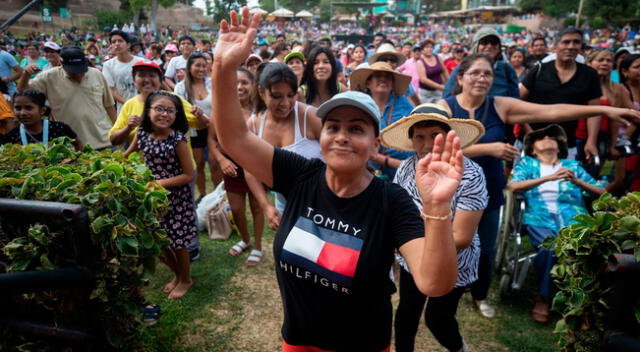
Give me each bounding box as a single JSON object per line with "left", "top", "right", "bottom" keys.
{"left": 229, "top": 240, "right": 250, "bottom": 256}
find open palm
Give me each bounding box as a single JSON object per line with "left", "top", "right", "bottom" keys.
{"left": 416, "top": 131, "right": 464, "bottom": 209}
{"left": 214, "top": 7, "right": 262, "bottom": 70}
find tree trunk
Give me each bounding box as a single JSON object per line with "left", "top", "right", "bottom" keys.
{"left": 133, "top": 9, "right": 141, "bottom": 27}
{"left": 150, "top": 0, "right": 159, "bottom": 34}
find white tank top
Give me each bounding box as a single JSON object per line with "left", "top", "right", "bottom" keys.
{"left": 255, "top": 102, "right": 324, "bottom": 161}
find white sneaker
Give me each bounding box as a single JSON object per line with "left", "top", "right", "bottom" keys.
{"left": 474, "top": 299, "right": 496, "bottom": 319}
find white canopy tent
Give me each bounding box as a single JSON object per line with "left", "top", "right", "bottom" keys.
{"left": 295, "top": 10, "right": 313, "bottom": 18}
{"left": 270, "top": 8, "right": 294, "bottom": 18}
{"left": 249, "top": 7, "right": 268, "bottom": 15}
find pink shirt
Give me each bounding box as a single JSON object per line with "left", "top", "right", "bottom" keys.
{"left": 397, "top": 58, "right": 420, "bottom": 92}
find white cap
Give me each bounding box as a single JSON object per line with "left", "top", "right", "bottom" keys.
{"left": 44, "top": 41, "right": 61, "bottom": 52}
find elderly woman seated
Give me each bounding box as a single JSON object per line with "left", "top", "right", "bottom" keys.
{"left": 508, "top": 124, "right": 606, "bottom": 323}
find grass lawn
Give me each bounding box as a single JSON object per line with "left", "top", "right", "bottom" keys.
{"left": 140, "top": 222, "right": 558, "bottom": 352}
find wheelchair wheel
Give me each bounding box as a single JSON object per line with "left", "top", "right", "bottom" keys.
{"left": 499, "top": 273, "right": 513, "bottom": 299}
{"left": 495, "top": 190, "right": 516, "bottom": 273}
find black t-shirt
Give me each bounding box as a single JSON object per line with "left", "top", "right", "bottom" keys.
{"left": 0, "top": 121, "right": 77, "bottom": 145}
{"left": 522, "top": 61, "right": 602, "bottom": 147}
{"left": 271, "top": 148, "right": 423, "bottom": 351}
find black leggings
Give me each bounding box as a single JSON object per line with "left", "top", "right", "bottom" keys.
{"left": 394, "top": 268, "right": 467, "bottom": 352}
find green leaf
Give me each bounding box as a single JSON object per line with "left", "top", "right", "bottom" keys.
{"left": 103, "top": 163, "right": 124, "bottom": 178}
{"left": 574, "top": 214, "right": 596, "bottom": 227}
{"left": 621, "top": 240, "right": 636, "bottom": 251}
{"left": 115, "top": 236, "right": 139, "bottom": 257}
{"left": 140, "top": 231, "right": 154, "bottom": 249}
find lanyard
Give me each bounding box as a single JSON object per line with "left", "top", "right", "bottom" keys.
{"left": 20, "top": 119, "right": 49, "bottom": 146}
{"left": 385, "top": 97, "right": 396, "bottom": 127}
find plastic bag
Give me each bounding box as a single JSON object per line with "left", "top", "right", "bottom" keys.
{"left": 196, "top": 181, "right": 227, "bottom": 231}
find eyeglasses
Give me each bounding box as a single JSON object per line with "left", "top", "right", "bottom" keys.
{"left": 464, "top": 71, "right": 494, "bottom": 79}
{"left": 378, "top": 57, "right": 398, "bottom": 64}
{"left": 151, "top": 105, "right": 176, "bottom": 115}
{"left": 478, "top": 38, "right": 500, "bottom": 46}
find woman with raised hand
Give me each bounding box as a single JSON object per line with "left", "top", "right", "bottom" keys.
{"left": 211, "top": 8, "right": 460, "bottom": 351}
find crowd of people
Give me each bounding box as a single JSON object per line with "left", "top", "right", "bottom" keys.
{"left": 2, "top": 7, "right": 640, "bottom": 351}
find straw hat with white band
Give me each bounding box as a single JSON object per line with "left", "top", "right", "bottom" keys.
{"left": 380, "top": 103, "right": 485, "bottom": 151}
{"left": 350, "top": 61, "right": 412, "bottom": 96}
{"left": 368, "top": 42, "right": 407, "bottom": 66}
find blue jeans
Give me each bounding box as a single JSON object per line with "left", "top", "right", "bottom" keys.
{"left": 524, "top": 225, "right": 558, "bottom": 297}
{"left": 470, "top": 208, "right": 500, "bottom": 300}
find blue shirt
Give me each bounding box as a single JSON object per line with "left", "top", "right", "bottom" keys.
{"left": 445, "top": 95, "right": 506, "bottom": 210}
{"left": 511, "top": 156, "right": 601, "bottom": 231}
{"left": 0, "top": 50, "right": 19, "bottom": 95}
{"left": 443, "top": 60, "right": 520, "bottom": 99}
{"left": 379, "top": 93, "right": 415, "bottom": 178}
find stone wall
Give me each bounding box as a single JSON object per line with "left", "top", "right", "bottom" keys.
{"left": 0, "top": 0, "right": 210, "bottom": 33}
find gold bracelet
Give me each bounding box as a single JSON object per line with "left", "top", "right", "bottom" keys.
{"left": 420, "top": 211, "right": 451, "bottom": 221}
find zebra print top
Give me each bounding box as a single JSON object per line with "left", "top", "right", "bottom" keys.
{"left": 394, "top": 155, "right": 488, "bottom": 287}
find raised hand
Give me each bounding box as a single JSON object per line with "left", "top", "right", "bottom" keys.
{"left": 213, "top": 7, "right": 262, "bottom": 70}
{"left": 416, "top": 131, "right": 464, "bottom": 213}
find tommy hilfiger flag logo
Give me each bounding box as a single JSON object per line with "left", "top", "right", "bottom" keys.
{"left": 282, "top": 217, "right": 363, "bottom": 287}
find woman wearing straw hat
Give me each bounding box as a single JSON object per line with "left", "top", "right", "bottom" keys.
{"left": 212, "top": 8, "right": 460, "bottom": 351}
{"left": 381, "top": 103, "right": 487, "bottom": 352}
{"left": 350, "top": 61, "right": 414, "bottom": 179}
{"left": 509, "top": 124, "right": 605, "bottom": 322}
{"left": 439, "top": 53, "right": 640, "bottom": 319}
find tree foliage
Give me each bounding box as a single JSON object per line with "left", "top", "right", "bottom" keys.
{"left": 517, "top": 0, "right": 640, "bottom": 26}
{"left": 212, "top": 0, "right": 247, "bottom": 23}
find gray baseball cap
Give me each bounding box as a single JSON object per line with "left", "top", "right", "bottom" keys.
{"left": 316, "top": 91, "right": 381, "bottom": 135}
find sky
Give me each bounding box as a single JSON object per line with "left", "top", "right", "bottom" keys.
{"left": 192, "top": 0, "right": 261, "bottom": 13}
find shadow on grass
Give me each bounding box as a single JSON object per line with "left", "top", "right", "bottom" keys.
{"left": 139, "top": 234, "right": 247, "bottom": 352}
{"left": 493, "top": 272, "right": 558, "bottom": 352}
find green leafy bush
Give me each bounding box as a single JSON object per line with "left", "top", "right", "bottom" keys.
{"left": 0, "top": 138, "right": 170, "bottom": 351}
{"left": 544, "top": 192, "right": 640, "bottom": 351}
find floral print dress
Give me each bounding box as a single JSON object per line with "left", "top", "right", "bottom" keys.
{"left": 137, "top": 129, "right": 198, "bottom": 249}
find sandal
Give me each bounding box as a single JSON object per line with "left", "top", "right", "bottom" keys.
{"left": 246, "top": 249, "right": 263, "bottom": 266}
{"left": 229, "top": 240, "right": 250, "bottom": 256}
{"left": 531, "top": 298, "right": 550, "bottom": 323}
{"left": 531, "top": 309, "right": 549, "bottom": 323}
{"left": 142, "top": 305, "right": 160, "bottom": 325}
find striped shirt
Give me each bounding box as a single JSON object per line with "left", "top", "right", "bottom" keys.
{"left": 394, "top": 155, "right": 488, "bottom": 287}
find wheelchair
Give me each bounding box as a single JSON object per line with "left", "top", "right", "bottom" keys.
{"left": 494, "top": 189, "right": 537, "bottom": 299}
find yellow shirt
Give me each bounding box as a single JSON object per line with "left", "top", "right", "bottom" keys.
{"left": 110, "top": 93, "right": 202, "bottom": 167}
{"left": 109, "top": 92, "right": 200, "bottom": 139}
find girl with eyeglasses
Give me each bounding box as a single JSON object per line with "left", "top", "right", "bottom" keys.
{"left": 125, "top": 91, "right": 197, "bottom": 300}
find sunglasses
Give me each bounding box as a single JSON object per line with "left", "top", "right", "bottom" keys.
{"left": 378, "top": 56, "right": 398, "bottom": 64}
{"left": 478, "top": 38, "right": 500, "bottom": 46}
